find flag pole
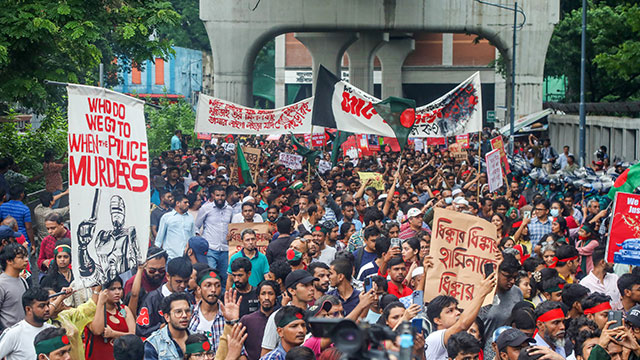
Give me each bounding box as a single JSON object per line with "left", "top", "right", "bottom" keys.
{"left": 477, "top": 131, "right": 482, "bottom": 199}
{"left": 308, "top": 125, "right": 314, "bottom": 184}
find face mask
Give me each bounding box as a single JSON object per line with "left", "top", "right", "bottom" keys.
{"left": 445, "top": 197, "right": 453, "bottom": 205}
{"left": 550, "top": 209, "right": 560, "bottom": 217}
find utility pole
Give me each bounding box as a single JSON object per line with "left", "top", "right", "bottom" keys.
{"left": 579, "top": 0, "right": 587, "bottom": 167}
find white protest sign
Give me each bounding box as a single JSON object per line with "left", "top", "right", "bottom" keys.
{"left": 279, "top": 152, "right": 303, "bottom": 170}
{"left": 318, "top": 160, "right": 332, "bottom": 174}
{"left": 486, "top": 149, "right": 503, "bottom": 193}
{"left": 67, "top": 84, "right": 149, "bottom": 288}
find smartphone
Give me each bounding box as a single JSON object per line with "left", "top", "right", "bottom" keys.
{"left": 608, "top": 310, "right": 623, "bottom": 329}
{"left": 391, "top": 238, "right": 401, "bottom": 248}
{"left": 483, "top": 263, "right": 495, "bottom": 278}
{"left": 411, "top": 318, "right": 423, "bottom": 334}
{"left": 364, "top": 277, "right": 373, "bottom": 293}
{"left": 523, "top": 210, "right": 531, "bottom": 218}
{"left": 412, "top": 290, "right": 424, "bottom": 310}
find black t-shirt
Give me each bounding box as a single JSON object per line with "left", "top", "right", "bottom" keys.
{"left": 238, "top": 287, "right": 260, "bottom": 318}
{"left": 150, "top": 206, "right": 171, "bottom": 228}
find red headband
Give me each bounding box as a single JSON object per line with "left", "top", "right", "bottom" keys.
{"left": 537, "top": 308, "right": 565, "bottom": 323}
{"left": 584, "top": 302, "right": 612, "bottom": 315}
{"left": 548, "top": 255, "right": 579, "bottom": 268}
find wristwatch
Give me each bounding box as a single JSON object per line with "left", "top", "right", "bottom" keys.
{"left": 225, "top": 319, "right": 239, "bottom": 325}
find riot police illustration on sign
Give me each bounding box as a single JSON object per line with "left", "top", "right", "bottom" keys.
{"left": 77, "top": 189, "right": 141, "bottom": 284}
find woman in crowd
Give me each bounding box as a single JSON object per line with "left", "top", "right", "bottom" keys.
{"left": 576, "top": 223, "right": 600, "bottom": 274}
{"left": 84, "top": 277, "right": 135, "bottom": 359}
{"left": 40, "top": 239, "right": 73, "bottom": 292}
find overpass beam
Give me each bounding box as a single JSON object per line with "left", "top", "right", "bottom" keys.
{"left": 346, "top": 32, "right": 388, "bottom": 93}
{"left": 294, "top": 32, "right": 359, "bottom": 93}
{"left": 376, "top": 36, "right": 415, "bottom": 98}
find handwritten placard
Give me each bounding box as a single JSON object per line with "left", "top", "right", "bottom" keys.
{"left": 279, "top": 152, "right": 303, "bottom": 170}
{"left": 425, "top": 208, "right": 497, "bottom": 308}
{"left": 486, "top": 149, "right": 503, "bottom": 193}
{"left": 227, "top": 223, "right": 271, "bottom": 259}
{"left": 358, "top": 172, "right": 385, "bottom": 191}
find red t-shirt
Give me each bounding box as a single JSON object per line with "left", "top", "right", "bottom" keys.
{"left": 387, "top": 281, "right": 413, "bottom": 298}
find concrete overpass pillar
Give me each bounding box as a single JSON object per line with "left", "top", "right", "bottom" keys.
{"left": 346, "top": 32, "right": 387, "bottom": 93}
{"left": 376, "top": 36, "right": 415, "bottom": 98}
{"left": 201, "top": 25, "right": 266, "bottom": 105}
{"left": 275, "top": 35, "right": 286, "bottom": 108}
{"left": 503, "top": 26, "right": 555, "bottom": 119}
{"left": 294, "top": 32, "right": 358, "bottom": 93}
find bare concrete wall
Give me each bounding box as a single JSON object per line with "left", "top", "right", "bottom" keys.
{"left": 549, "top": 114, "right": 640, "bottom": 163}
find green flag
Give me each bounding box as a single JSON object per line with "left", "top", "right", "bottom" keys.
{"left": 236, "top": 143, "right": 254, "bottom": 185}
{"left": 372, "top": 97, "right": 416, "bottom": 151}
{"left": 331, "top": 130, "right": 352, "bottom": 167}
{"left": 608, "top": 162, "right": 640, "bottom": 200}
{"left": 290, "top": 133, "right": 321, "bottom": 164}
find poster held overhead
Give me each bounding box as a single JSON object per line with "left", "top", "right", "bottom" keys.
{"left": 67, "top": 84, "right": 149, "bottom": 288}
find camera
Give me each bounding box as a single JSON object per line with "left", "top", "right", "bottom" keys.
{"left": 309, "top": 318, "right": 398, "bottom": 359}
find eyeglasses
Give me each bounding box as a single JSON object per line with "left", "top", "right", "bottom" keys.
{"left": 147, "top": 267, "right": 166, "bottom": 275}
{"left": 191, "top": 353, "right": 214, "bottom": 359}
{"left": 535, "top": 208, "right": 546, "bottom": 211}
{"left": 171, "top": 308, "right": 192, "bottom": 316}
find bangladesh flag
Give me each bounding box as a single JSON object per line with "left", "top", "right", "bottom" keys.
{"left": 372, "top": 97, "right": 416, "bottom": 151}
{"left": 290, "top": 133, "right": 321, "bottom": 164}
{"left": 236, "top": 143, "right": 254, "bottom": 185}
{"left": 331, "top": 130, "right": 352, "bottom": 166}
{"left": 608, "top": 162, "right": 640, "bottom": 200}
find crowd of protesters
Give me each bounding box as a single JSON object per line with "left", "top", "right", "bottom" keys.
{"left": 0, "top": 128, "right": 638, "bottom": 360}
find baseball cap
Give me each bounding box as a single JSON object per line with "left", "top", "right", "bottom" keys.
{"left": 188, "top": 236, "right": 209, "bottom": 264}
{"left": 0, "top": 225, "right": 21, "bottom": 240}
{"left": 496, "top": 328, "right": 534, "bottom": 352}
{"left": 627, "top": 305, "right": 640, "bottom": 328}
{"left": 407, "top": 208, "right": 422, "bottom": 218}
{"left": 285, "top": 269, "right": 317, "bottom": 290}
{"left": 307, "top": 299, "right": 332, "bottom": 318}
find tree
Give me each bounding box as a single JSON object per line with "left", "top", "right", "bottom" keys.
{"left": 156, "top": 0, "right": 210, "bottom": 51}
{"left": 0, "top": 106, "right": 68, "bottom": 194}
{"left": 0, "top": 0, "right": 181, "bottom": 112}
{"left": 544, "top": 1, "right": 640, "bottom": 102}
{"left": 145, "top": 98, "right": 198, "bottom": 158}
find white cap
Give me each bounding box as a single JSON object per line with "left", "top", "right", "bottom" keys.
{"left": 411, "top": 266, "right": 424, "bottom": 278}
{"left": 242, "top": 196, "right": 255, "bottom": 204}
{"left": 218, "top": 166, "right": 226, "bottom": 171}
{"left": 452, "top": 188, "right": 463, "bottom": 197}
{"left": 407, "top": 208, "right": 422, "bottom": 218}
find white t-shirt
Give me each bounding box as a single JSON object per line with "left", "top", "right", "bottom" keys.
{"left": 424, "top": 329, "right": 448, "bottom": 360}
{"left": 231, "top": 213, "right": 263, "bottom": 224}
{"left": 196, "top": 310, "right": 215, "bottom": 336}
{"left": 0, "top": 320, "right": 54, "bottom": 360}
{"left": 261, "top": 308, "right": 281, "bottom": 350}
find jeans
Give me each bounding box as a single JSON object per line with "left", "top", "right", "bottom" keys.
{"left": 207, "top": 250, "right": 228, "bottom": 291}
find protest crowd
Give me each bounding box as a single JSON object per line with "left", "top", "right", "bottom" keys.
{"left": 1, "top": 125, "right": 640, "bottom": 360}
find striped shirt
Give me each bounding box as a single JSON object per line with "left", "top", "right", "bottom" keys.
{"left": 0, "top": 200, "right": 31, "bottom": 243}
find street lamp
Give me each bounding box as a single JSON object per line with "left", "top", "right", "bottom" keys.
{"left": 475, "top": 0, "right": 526, "bottom": 155}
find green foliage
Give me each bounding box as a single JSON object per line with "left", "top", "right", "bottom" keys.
{"left": 145, "top": 99, "right": 197, "bottom": 158}
{"left": 156, "top": 0, "right": 210, "bottom": 51}
{"left": 0, "top": 0, "right": 181, "bottom": 112}
{"left": 0, "top": 107, "right": 68, "bottom": 193}
{"left": 544, "top": 1, "right": 640, "bottom": 102}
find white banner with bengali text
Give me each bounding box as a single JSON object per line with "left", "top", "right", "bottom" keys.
{"left": 195, "top": 94, "right": 313, "bottom": 135}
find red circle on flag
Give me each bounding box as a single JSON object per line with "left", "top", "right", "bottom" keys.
{"left": 400, "top": 108, "right": 415, "bottom": 128}
{"left": 614, "top": 168, "right": 630, "bottom": 188}
{"left": 209, "top": 271, "right": 217, "bottom": 278}
{"left": 61, "top": 335, "right": 70, "bottom": 345}
{"left": 286, "top": 249, "right": 295, "bottom": 260}
{"left": 295, "top": 312, "right": 303, "bottom": 319}
{"left": 202, "top": 342, "right": 211, "bottom": 351}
